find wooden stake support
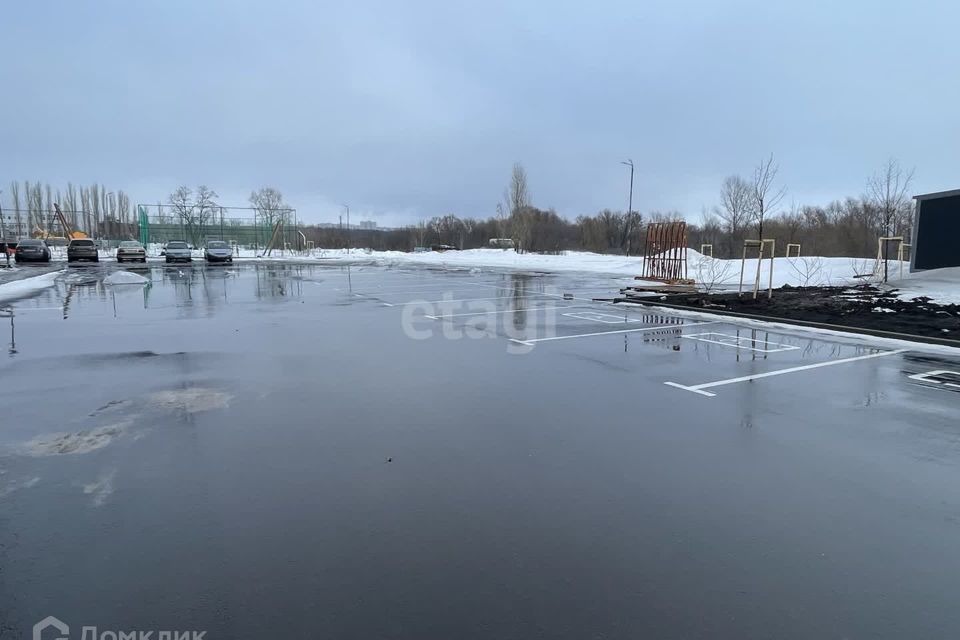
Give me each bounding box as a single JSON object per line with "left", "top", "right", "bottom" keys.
{"left": 739, "top": 239, "right": 776, "bottom": 300}
{"left": 873, "top": 236, "right": 907, "bottom": 281}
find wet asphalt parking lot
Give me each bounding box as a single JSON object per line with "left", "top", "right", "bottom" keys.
{"left": 2, "top": 261, "right": 960, "bottom": 639}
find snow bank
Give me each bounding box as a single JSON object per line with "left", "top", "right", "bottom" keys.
{"left": 104, "top": 270, "right": 149, "bottom": 285}
{"left": 241, "top": 247, "right": 902, "bottom": 288}
{"left": 888, "top": 266, "right": 960, "bottom": 305}
{"left": 0, "top": 270, "right": 62, "bottom": 303}
{"left": 689, "top": 254, "right": 907, "bottom": 291}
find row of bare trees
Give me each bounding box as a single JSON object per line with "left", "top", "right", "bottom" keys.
{"left": 3, "top": 181, "right": 132, "bottom": 238}
{"left": 161, "top": 185, "right": 291, "bottom": 245}
{"left": 708, "top": 156, "right": 914, "bottom": 258}
{"left": 300, "top": 157, "right": 916, "bottom": 260}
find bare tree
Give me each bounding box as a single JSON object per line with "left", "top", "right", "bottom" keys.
{"left": 10, "top": 181, "right": 22, "bottom": 236}
{"left": 168, "top": 185, "right": 195, "bottom": 241}
{"left": 429, "top": 214, "right": 465, "bottom": 247}
{"left": 64, "top": 183, "right": 79, "bottom": 229}
{"left": 750, "top": 154, "right": 786, "bottom": 239}
{"left": 509, "top": 163, "right": 530, "bottom": 214}
{"left": 90, "top": 183, "right": 101, "bottom": 232}
{"left": 194, "top": 185, "right": 219, "bottom": 234}
{"left": 249, "top": 187, "right": 288, "bottom": 228}
{"left": 80, "top": 187, "right": 91, "bottom": 236}
{"left": 495, "top": 202, "right": 508, "bottom": 240}
{"left": 29, "top": 182, "right": 43, "bottom": 232}
{"left": 415, "top": 220, "right": 427, "bottom": 247}
{"left": 620, "top": 210, "right": 642, "bottom": 255}
{"left": 715, "top": 175, "right": 752, "bottom": 254}
{"left": 507, "top": 163, "right": 531, "bottom": 252}
{"left": 867, "top": 158, "right": 914, "bottom": 282}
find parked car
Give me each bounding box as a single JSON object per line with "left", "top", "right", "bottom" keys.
{"left": 67, "top": 238, "right": 99, "bottom": 263}
{"left": 204, "top": 240, "right": 233, "bottom": 263}
{"left": 14, "top": 238, "right": 51, "bottom": 263}
{"left": 164, "top": 241, "right": 193, "bottom": 263}
{"left": 116, "top": 240, "right": 147, "bottom": 263}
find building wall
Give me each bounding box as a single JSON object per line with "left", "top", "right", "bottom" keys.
{"left": 912, "top": 193, "right": 960, "bottom": 271}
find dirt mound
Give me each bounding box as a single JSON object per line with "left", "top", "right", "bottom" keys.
{"left": 654, "top": 285, "right": 960, "bottom": 339}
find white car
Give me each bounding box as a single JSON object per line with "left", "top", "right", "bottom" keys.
{"left": 164, "top": 241, "right": 193, "bottom": 263}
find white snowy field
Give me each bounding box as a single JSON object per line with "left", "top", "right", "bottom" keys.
{"left": 242, "top": 247, "right": 908, "bottom": 292}
{"left": 887, "top": 267, "right": 960, "bottom": 305}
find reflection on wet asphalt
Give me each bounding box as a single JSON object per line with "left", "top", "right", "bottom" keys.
{"left": 1, "top": 263, "right": 960, "bottom": 639}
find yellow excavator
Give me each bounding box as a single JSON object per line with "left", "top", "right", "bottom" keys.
{"left": 31, "top": 204, "right": 89, "bottom": 241}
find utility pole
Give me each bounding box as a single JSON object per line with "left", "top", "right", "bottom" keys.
{"left": 620, "top": 159, "right": 634, "bottom": 216}
{"left": 341, "top": 204, "right": 350, "bottom": 254}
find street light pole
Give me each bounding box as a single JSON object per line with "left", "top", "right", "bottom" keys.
{"left": 341, "top": 204, "right": 350, "bottom": 254}
{"left": 620, "top": 159, "right": 634, "bottom": 216}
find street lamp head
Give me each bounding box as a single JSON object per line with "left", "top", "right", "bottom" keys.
{"left": 621, "top": 159, "right": 633, "bottom": 167}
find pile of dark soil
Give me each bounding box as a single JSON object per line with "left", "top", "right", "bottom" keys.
{"left": 632, "top": 284, "right": 960, "bottom": 341}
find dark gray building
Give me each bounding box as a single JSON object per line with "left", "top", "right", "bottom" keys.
{"left": 911, "top": 189, "right": 960, "bottom": 272}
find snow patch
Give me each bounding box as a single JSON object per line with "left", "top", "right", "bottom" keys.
{"left": 0, "top": 270, "right": 62, "bottom": 303}
{"left": 888, "top": 266, "right": 960, "bottom": 306}
{"left": 104, "top": 270, "right": 149, "bottom": 285}
{"left": 24, "top": 421, "right": 131, "bottom": 456}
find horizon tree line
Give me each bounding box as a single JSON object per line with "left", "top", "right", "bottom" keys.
{"left": 5, "top": 158, "right": 917, "bottom": 260}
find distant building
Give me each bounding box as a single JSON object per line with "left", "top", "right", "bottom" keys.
{"left": 359, "top": 220, "right": 377, "bottom": 230}
{"left": 488, "top": 238, "right": 515, "bottom": 249}
{"left": 911, "top": 189, "right": 960, "bottom": 271}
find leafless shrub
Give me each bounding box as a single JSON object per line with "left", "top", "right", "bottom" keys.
{"left": 787, "top": 256, "right": 825, "bottom": 287}
{"left": 694, "top": 255, "right": 735, "bottom": 292}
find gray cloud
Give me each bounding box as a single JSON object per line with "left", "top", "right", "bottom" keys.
{"left": 2, "top": 0, "right": 957, "bottom": 227}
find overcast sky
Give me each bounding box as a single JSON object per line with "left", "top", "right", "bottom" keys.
{"left": 2, "top": 0, "right": 958, "bottom": 226}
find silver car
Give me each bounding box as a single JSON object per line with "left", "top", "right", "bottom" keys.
{"left": 164, "top": 241, "right": 192, "bottom": 263}
{"left": 116, "top": 240, "right": 147, "bottom": 263}
{"left": 204, "top": 240, "right": 233, "bottom": 263}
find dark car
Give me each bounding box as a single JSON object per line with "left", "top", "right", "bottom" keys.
{"left": 14, "top": 239, "right": 51, "bottom": 263}
{"left": 67, "top": 238, "right": 99, "bottom": 263}
{"left": 204, "top": 240, "right": 233, "bottom": 263}
{"left": 116, "top": 240, "right": 147, "bottom": 263}
{"left": 164, "top": 241, "right": 193, "bottom": 263}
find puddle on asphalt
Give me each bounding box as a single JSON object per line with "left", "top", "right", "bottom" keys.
{"left": 146, "top": 387, "right": 233, "bottom": 413}
{"left": 82, "top": 469, "right": 116, "bottom": 507}
{"left": 0, "top": 474, "right": 40, "bottom": 499}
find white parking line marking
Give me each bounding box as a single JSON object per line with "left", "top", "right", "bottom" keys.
{"left": 907, "top": 370, "right": 960, "bottom": 389}
{"left": 336, "top": 282, "right": 502, "bottom": 292}
{"left": 563, "top": 311, "right": 644, "bottom": 324}
{"left": 508, "top": 321, "right": 719, "bottom": 345}
{"left": 349, "top": 287, "right": 498, "bottom": 297}
{"left": 664, "top": 348, "right": 909, "bottom": 397}
{"left": 426, "top": 305, "right": 578, "bottom": 319}
{"left": 681, "top": 332, "right": 800, "bottom": 353}
{"left": 541, "top": 291, "right": 616, "bottom": 303}
{"left": 392, "top": 295, "right": 557, "bottom": 307}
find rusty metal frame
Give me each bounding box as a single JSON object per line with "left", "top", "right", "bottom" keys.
{"left": 642, "top": 222, "right": 688, "bottom": 281}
